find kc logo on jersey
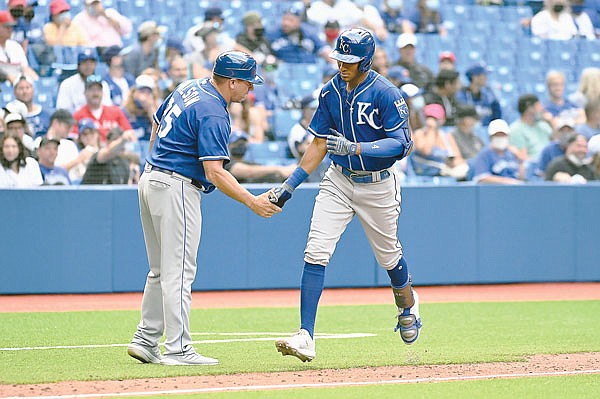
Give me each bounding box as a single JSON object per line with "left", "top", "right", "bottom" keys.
{"left": 394, "top": 98, "right": 408, "bottom": 117}
{"left": 356, "top": 102, "right": 382, "bottom": 129}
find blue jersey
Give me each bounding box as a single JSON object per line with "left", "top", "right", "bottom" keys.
{"left": 472, "top": 146, "right": 520, "bottom": 182}
{"left": 308, "top": 71, "right": 410, "bottom": 171}
{"left": 149, "top": 78, "right": 230, "bottom": 193}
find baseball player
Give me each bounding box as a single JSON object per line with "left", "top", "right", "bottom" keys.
{"left": 128, "top": 51, "right": 281, "bottom": 366}
{"left": 269, "top": 28, "right": 421, "bottom": 362}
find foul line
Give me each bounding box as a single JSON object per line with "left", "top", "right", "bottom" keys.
{"left": 0, "top": 333, "right": 375, "bottom": 352}
{"left": 3, "top": 369, "right": 600, "bottom": 399}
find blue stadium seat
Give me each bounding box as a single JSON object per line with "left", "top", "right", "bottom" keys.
{"left": 244, "top": 141, "right": 293, "bottom": 165}
{"left": 471, "top": 5, "right": 502, "bottom": 23}
{"left": 273, "top": 109, "right": 302, "bottom": 140}
{"left": 501, "top": 5, "right": 533, "bottom": 21}
{"left": 576, "top": 40, "right": 600, "bottom": 68}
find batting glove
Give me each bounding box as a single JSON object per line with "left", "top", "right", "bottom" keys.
{"left": 268, "top": 182, "right": 294, "bottom": 208}
{"left": 327, "top": 128, "right": 358, "bottom": 156}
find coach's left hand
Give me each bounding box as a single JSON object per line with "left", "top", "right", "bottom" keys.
{"left": 326, "top": 129, "right": 359, "bottom": 156}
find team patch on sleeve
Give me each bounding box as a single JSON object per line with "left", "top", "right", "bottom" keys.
{"left": 394, "top": 98, "right": 408, "bottom": 117}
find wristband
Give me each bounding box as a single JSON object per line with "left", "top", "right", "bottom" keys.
{"left": 284, "top": 166, "right": 309, "bottom": 190}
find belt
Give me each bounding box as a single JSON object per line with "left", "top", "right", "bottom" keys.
{"left": 146, "top": 164, "right": 206, "bottom": 191}
{"left": 334, "top": 164, "right": 391, "bottom": 183}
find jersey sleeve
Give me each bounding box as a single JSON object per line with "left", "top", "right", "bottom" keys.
{"left": 195, "top": 111, "right": 230, "bottom": 162}
{"left": 378, "top": 87, "right": 409, "bottom": 133}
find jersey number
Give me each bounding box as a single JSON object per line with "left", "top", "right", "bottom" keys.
{"left": 157, "top": 98, "right": 183, "bottom": 138}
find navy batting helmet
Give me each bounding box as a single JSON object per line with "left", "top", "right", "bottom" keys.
{"left": 329, "top": 28, "right": 375, "bottom": 73}
{"left": 213, "top": 51, "right": 264, "bottom": 85}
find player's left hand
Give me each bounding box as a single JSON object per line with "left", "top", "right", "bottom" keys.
{"left": 327, "top": 128, "right": 359, "bottom": 156}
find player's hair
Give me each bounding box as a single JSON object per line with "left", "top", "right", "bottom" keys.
{"left": 212, "top": 74, "right": 230, "bottom": 85}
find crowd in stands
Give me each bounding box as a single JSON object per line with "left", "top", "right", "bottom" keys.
{"left": 0, "top": 0, "right": 599, "bottom": 188}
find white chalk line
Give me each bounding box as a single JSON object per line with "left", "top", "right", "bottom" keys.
{"left": 0, "top": 332, "right": 375, "bottom": 351}
{"left": 3, "top": 369, "right": 600, "bottom": 399}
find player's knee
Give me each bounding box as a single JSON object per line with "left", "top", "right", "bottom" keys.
{"left": 303, "top": 254, "right": 330, "bottom": 267}
{"left": 378, "top": 253, "right": 403, "bottom": 271}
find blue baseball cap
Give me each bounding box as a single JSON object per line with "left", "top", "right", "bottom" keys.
{"left": 387, "top": 65, "right": 412, "bottom": 84}
{"left": 78, "top": 47, "right": 98, "bottom": 64}
{"left": 78, "top": 118, "right": 96, "bottom": 133}
{"left": 466, "top": 63, "right": 488, "bottom": 81}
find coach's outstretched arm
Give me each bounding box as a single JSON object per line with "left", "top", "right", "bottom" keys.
{"left": 204, "top": 160, "right": 281, "bottom": 218}
{"left": 268, "top": 137, "right": 328, "bottom": 208}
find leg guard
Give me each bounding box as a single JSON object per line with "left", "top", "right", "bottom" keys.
{"left": 392, "top": 275, "right": 415, "bottom": 311}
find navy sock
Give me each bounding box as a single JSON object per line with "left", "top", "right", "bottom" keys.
{"left": 300, "top": 262, "right": 325, "bottom": 338}
{"left": 387, "top": 257, "right": 410, "bottom": 288}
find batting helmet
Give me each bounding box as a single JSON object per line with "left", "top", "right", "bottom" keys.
{"left": 213, "top": 51, "right": 264, "bottom": 85}
{"left": 329, "top": 28, "right": 375, "bottom": 73}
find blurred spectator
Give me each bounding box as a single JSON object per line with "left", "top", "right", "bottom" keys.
{"left": 0, "top": 10, "right": 38, "bottom": 83}
{"left": 251, "top": 55, "right": 284, "bottom": 142}
{"left": 7, "top": 75, "right": 51, "bottom": 137}
{"left": 305, "top": 0, "right": 362, "bottom": 30}
{"left": 372, "top": 47, "right": 390, "bottom": 76}
{"left": 386, "top": 65, "right": 411, "bottom": 88}
{"left": 542, "top": 70, "right": 581, "bottom": 123}
{"left": 235, "top": 11, "right": 272, "bottom": 65}
{"left": 72, "top": 74, "right": 133, "bottom": 143}
{"left": 438, "top": 51, "right": 456, "bottom": 72}
{"left": 224, "top": 130, "right": 296, "bottom": 183}
{"left": 509, "top": 94, "right": 553, "bottom": 161}
{"left": 576, "top": 99, "right": 600, "bottom": 139}
{"left": 44, "top": 0, "right": 88, "bottom": 46}
{"left": 381, "top": 0, "right": 412, "bottom": 33}
{"left": 531, "top": 0, "right": 577, "bottom": 40}
{"left": 538, "top": 117, "right": 576, "bottom": 174}
{"left": 4, "top": 112, "right": 34, "bottom": 152}
{"left": 424, "top": 69, "right": 461, "bottom": 127}
{"left": 101, "top": 45, "right": 134, "bottom": 107}
{"left": 0, "top": 134, "right": 42, "bottom": 187}
{"left": 36, "top": 136, "right": 71, "bottom": 185}
{"left": 121, "top": 151, "right": 140, "bottom": 184}
{"left": 122, "top": 21, "right": 165, "bottom": 77}
{"left": 400, "top": 82, "right": 425, "bottom": 130}
{"left": 81, "top": 126, "right": 137, "bottom": 184}
{"left": 160, "top": 56, "right": 189, "bottom": 99}
{"left": 568, "top": 67, "right": 600, "bottom": 108}
{"left": 322, "top": 20, "right": 340, "bottom": 47}
{"left": 268, "top": 7, "right": 330, "bottom": 64}
{"left": 123, "top": 74, "right": 160, "bottom": 158}
{"left": 570, "top": 0, "right": 596, "bottom": 38}
{"left": 472, "top": 119, "right": 524, "bottom": 184}
{"left": 72, "top": 0, "right": 132, "bottom": 49}
{"left": 8, "top": 0, "right": 28, "bottom": 47}
{"left": 451, "top": 105, "right": 484, "bottom": 161}
{"left": 22, "top": 2, "right": 48, "bottom": 68}
{"left": 68, "top": 117, "right": 99, "bottom": 183}
{"left": 406, "top": 0, "right": 448, "bottom": 36}
{"left": 394, "top": 33, "right": 434, "bottom": 90}
{"left": 353, "top": 1, "right": 388, "bottom": 42}
{"left": 589, "top": 134, "right": 600, "bottom": 176}
{"left": 456, "top": 63, "right": 502, "bottom": 127}
{"left": 56, "top": 48, "right": 112, "bottom": 113}
{"left": 545, "top": 134, "right": 598, "bottom": 182}
{"left": 164, "top": 37, "right": 185, "bottom": 64}
{"left": 411, "top": 103, "right": 468, "bottom": 179}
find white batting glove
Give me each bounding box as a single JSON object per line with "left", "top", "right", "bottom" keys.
{"left": 326, "top": 128, "right": 358, "bottom": 156}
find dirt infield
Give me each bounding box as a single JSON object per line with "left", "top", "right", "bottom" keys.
{"left": 1, "top": 283, "right": 599, "bottom": 398}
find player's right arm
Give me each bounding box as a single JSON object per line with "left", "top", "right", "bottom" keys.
{"left": 204, "top": 160, "right": 281, "bottom": 218}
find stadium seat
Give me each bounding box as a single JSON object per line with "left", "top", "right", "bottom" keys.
{"left": 273, "top": 109, "right": 302, "bottom": 141}
{"left": 244, "top": 141, "right": 293, "bottom": 165}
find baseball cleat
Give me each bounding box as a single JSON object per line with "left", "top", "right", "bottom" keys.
{"left": 275, "top": 329, "right": 316, "bottom": 362}
{"left": 394, "top": 290, "right": 422, "bottom": 345}
{"left": 127, "top": 343, "right": 162, "bottom": 364}
{"left": 160, "top": 352, "right": 219, "bottom": 366}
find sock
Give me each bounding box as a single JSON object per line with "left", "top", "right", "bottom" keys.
{"left": 387, "top": 257, "right": 412, "bottom": 315}
{"left": 300, "top": 262, "right": 325, "bottom": 338}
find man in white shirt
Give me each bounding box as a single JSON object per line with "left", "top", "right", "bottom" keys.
{"left": 0, "top": 10, "right": 37, "bottom": 83}
{"left": 33, "top": 109, "right": 79, "bottom": 173}
{"left": 55, "top": 47, "right": 112, "bottom": 113}
{"left": 531, "top": 0, "right": 578, "bottom": 40}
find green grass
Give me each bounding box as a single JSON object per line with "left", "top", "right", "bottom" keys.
{"left": 0, "top": 301, "right": 599, "bottom": 384}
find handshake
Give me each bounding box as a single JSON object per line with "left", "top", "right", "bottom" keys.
{"left": 268, "top": 182, "right": 294, "bottom": 208}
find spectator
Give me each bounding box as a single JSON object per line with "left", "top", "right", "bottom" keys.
{"left": 268, "top": 7, "right": 330, "bottom": 64}
{"left": 542, "top": 70, "right": 581, "bottom": 123}
{"left": 406, "top": 0, "right": 448, "bottom": 36}
{"left": 509, "top": 94, "right": 553, "bottom": 161}
{"left": 576, "top": 99, "right": 600, "bottom": 139}
{"left": 545, "top": 134, "right": 598, "bottom": 182}
{"left": 0, "top": 134, "right": 42, "bottom": 187}
{"left": 394, "top": 33, "right": 434, "bottom": 90}
{"left": 81, "top": 126, "right": 137, "bottom": 184}
{"left": 456, "top": 63, "right": 502, "bottom": 127}
{"left": 472, "top": 119, "right": 524, "bottom": 184}
{"left": 424, "top": 69, "right": 461, "bottom": 126}
{"left": 372, "top": 47, "right": 390, "bottom": 76}
{"left": 4, "top": 112, "right": 34, "bottom": 152}
{"left": 160, "top": 56, "right": 188, "bottom": 99}
{"left": 589, "top": 134, "right": 600, "bottom": 176}
{"left": 44, "top": 0, "right": 89, "bottom": 46}
{"left": 538, "top": 117, "right": 577, "bottom": 175}
{"left": 22, "top": 2, "right": 48, "bottom": 69}
{"left": 123, "top": 74, "right": 160, "bottom": 158}
{"left": 400, "top": 82, "right": 425, "bottom": 131}
{"left": 0, "top": 10, "right": 37, "bottom": 83}
{"left": 570, "top": 0, "right": 596, "bottom": 39}
{"left": 68, "top": 118, "right": 99, "bottom": 183}
{"left": 451, "top": 105, "right": 484, "bottom": 161}
{"left": 568, "top": 67, "right": 600, "bottom": 108}
{"left": 386, "top": 65, "right": 412, "bottom": 88}
{"left": 531, "top": 0, "right": 577, "bottom": 40}
{"left": 353, "top": 1, "right": 389, "bottom": 42}
{"left": 101, "top": 45, "right": 134, "bottom": 107}
{"left": 35, "top": 136, "right": 71, "bottom": 185}
{"left": 381, "top": 0, "right": 412, "bottom": 33}
{"left": 8, "top": 0, "right": 28, "bottom": 47}
{"left": 55, "top": 48, "right": 113, "bottom": 113}
{"left": 73, "top": 74, "right": 133, "bottom": 144}
{"left": 323, "top": 19, "right": 341, "bottom": 47}
{"left": 7, "top": 75, "right": 51, "bottom": 137}
{"left": 250, "top": 55, "right": 284, "bottom": 142}
{"left": 183, "top": 6, "right": 235, "bottom": 68}
{"left": 224, "top": 130, "right": 296, "bottom": 183}
{"left": 122, "top": 21, "right": 165, "bottom": 78}
{"left": 184, "top": 25, "right": 224, "bottom": 78}
{"left": 305, "top": 0, "right": 362, "bottom": 30}
{"left": 33, "top": 108, "right": 78, "bottom": 169}
{"left": 235, "top": 11, "right": 272, "bottom": 65}
{"left": 72, "top": 0, "right": 132, "bottom": 49}
{"left": 438, "top": 51, "right": 456, "bottom": 71}
{"left": 411, "top": 103, "right": 468, "bottom": 179}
